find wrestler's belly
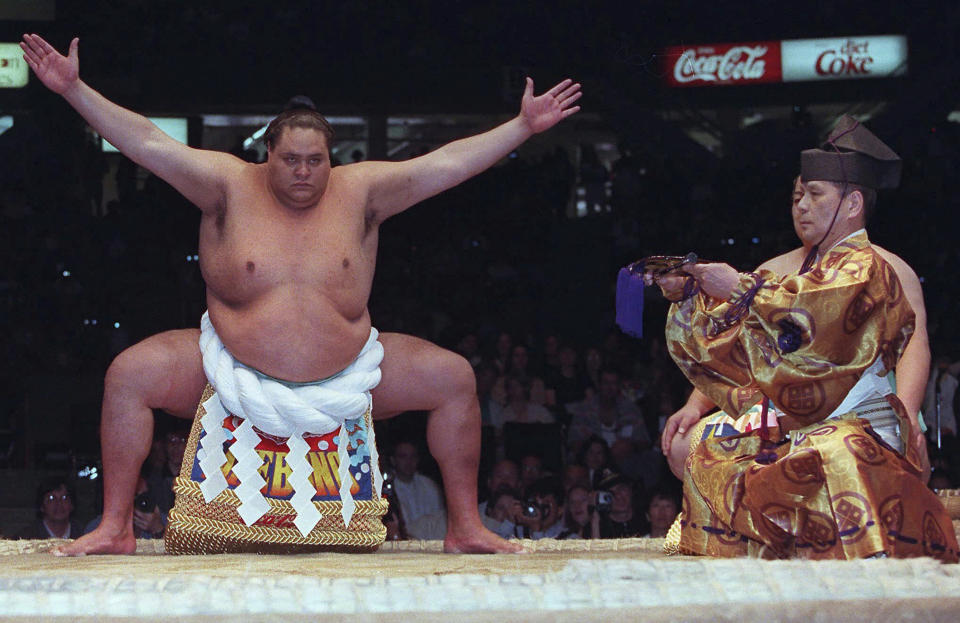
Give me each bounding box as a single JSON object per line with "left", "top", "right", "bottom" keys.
{"left": 206, "top": 292, "right": 372, "bottom": 383}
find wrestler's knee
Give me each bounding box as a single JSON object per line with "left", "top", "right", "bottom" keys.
{"left": 667, "top": 435, "right": 690, "bottom": 480}
{"left": 434, "top": 350, "right": 476, "bottom": 400}
{"left": 105, "top": 342, "right": 160, "bottom": 393}
{"left": 104, "top": 330, "right": 199, "bottom": 405}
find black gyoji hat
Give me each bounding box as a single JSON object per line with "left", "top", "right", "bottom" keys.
{"left": 800, "top": 114, "right": 902, "bottom": 189}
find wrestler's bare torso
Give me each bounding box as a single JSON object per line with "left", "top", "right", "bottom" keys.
{"left": 198, "top": 131, "right": 378, "bottom": 382}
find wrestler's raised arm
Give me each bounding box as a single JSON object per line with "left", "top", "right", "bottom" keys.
{"left": 361, "top": 77, "right": 581, "bottom": 222}
{"left": 20, "top": 34, "right": 238, "bottom": 213}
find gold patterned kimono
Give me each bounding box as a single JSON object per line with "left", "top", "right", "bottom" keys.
{"left": 666, "top": 232, "right": 958, "bottom": 562}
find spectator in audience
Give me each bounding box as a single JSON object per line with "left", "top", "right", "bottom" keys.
{"left": 642, "top": 488, "right": 680, "bottom": 538}
{"left": 584, "top": 347, "right": 603, "bottom": 392}
{"left": 576, "top": 435, "right": 615, "bottom": 489}
{"left": 22, "top": 477, "right": 82, "bottom": 540}
{"left": 510, "top": 344, "right": 551, "bottom": 404}
{"left": 560, "top": 484, "right": 595, "bottom": 539}
{"left": 540, "top": 334, "right": 562, "bottom": 377}
{"left": 480, "top": 487, "right": 522, "bottom": 539}
{"left": 519, "top": 453, "right": 546, "bottom": 496}
{"left": 492, "top": 332, "right": 513, "bottom": 375}
{"left": 567, "top": 368, "right": 648, "bottom": 455}
{"left": 492, "top": 344, "right": 550, "bottom": 406}
{"left": 389, "top": 440, "right": 444, "bottom": 538}
{"left": 561, "top": 463, "right": 591, "bottom": 492}
{"left": 455, "top": 331, "right": 483, "bottom": 369}
{"left": 924, "top": 355, "right": 960, "bottom": 439}
{"left": 522, "top": 476, "right": 567, "bottom": 539}
{"left": 544, "top": 344, "right": 591, "bottom": 420}
{"left": 595, "top": 472, "right": 647, "bottom": 538}
{"left": 475, "top": 362, "right": 503, "bottom": 428}
{"left": 478, "top": 458, "right": 520, "bottom": 514}
{"left": 493, "top": 375, "right": 555, "bottom": 432}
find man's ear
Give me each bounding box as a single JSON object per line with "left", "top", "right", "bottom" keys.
{"left": 845, "top": 188, "right": 865, "bottom": 220}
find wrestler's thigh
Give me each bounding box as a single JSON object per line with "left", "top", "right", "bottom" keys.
{"left": 108, "top": 329, "right": 206, "bottom": 419}
{"left": 372, "top": 332, "right": 475, "bottom": 419}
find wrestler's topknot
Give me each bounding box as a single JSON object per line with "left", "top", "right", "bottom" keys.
{"left": 264, "top": 95, "right": 334, "bottom": 150}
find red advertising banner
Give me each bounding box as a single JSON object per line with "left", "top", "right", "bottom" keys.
{"left": 664, "top": 41, "right": 782, "bottom": 87}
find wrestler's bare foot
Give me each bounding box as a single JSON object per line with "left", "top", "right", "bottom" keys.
{"left": 443, "top": 523, "right": 525, "bottom": 554}
{"left": 52, "top": 524, "right": 136, "bottom": 556}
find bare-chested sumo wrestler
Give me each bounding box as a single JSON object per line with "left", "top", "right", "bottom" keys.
{"left": 21, "top": 33, "right": 581, "bottom": 556}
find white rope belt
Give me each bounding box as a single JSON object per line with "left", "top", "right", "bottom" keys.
{"left": 196, "top": 311, "right": 384, "bottom": 536}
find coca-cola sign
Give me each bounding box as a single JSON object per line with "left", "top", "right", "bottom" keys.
{"left": 665, "top": 41, "right": 782, "bottom": 87}
{"left": 664, "top": 35, "right": 907, "bottom": 87}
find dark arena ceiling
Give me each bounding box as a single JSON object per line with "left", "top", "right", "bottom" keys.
{"left": 1, "top": 1, "right": 956, "bottom": 118}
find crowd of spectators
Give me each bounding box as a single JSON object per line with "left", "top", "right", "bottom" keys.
{"left": 2, "top": 106, "right": 959, "bottom": 540}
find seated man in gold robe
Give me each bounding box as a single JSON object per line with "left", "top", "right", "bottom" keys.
{"left": 650, "top": 116, "right": 958, "bottom": 562}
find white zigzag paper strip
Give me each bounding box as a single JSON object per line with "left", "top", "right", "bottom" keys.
{"left": 232, "top": 418, "right": 270, "bottom": 526}
{"left": 365, "top": 397, "right": 384, "bottom": 498}
{"left": 287, "top": 432, "right": 322, "bottom": 537}
{"left": 337, "top": 422, "right": 356, "bottom": 527}
{"left": 198, "top": 395, "right": 230, "bottom": 502}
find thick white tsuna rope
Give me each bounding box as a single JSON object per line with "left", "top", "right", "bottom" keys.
{"left": 197, "top": 312, "right": 383, "bottom": 535}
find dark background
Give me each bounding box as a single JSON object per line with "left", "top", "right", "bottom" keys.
{"left": 0, "top": 1, "right": 958, "bottom": 472}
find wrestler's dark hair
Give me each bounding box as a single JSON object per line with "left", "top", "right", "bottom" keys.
{"left": 264, "top": 96, "right": 335, "bottom": 151}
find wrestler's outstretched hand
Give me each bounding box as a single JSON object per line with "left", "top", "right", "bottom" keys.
{"left": 20, "top": 34, "right": 79, "bottom": 95}
{"left": 520, "top": 77, "right": 581, "bottom": 134}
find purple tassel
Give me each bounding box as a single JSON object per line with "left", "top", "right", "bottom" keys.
{"left": 616, "top": 266, "right": 645, "bottom": 338}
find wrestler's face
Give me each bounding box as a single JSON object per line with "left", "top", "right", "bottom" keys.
{"left": 794, "top": 179, "right": 845, "bottom": 246}
{"left": 267, "top": 127, "right": 332, "bottom": 208}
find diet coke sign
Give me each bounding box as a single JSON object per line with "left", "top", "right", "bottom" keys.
{"left": 666, "top": 41, "right": 782, "bottom": 87}
{"left": 781, "top": 35, "right": 907, "bottom": 82}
